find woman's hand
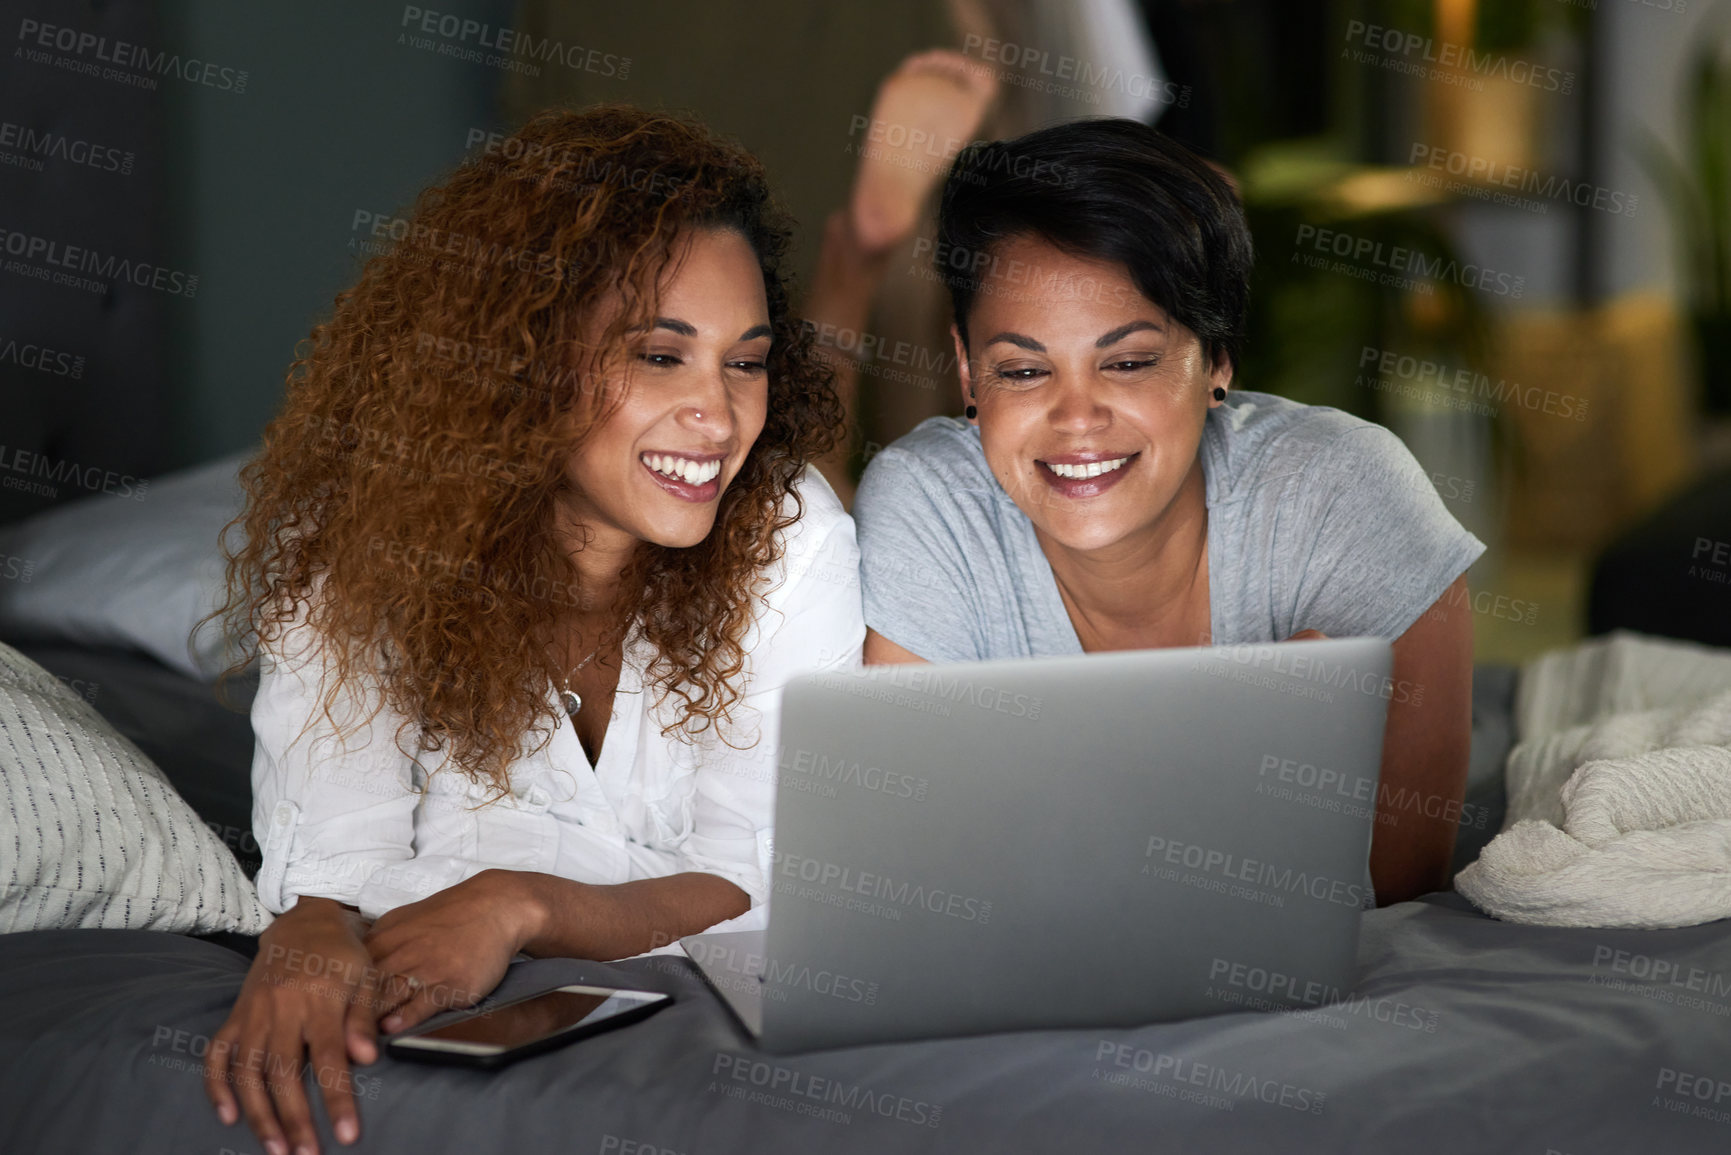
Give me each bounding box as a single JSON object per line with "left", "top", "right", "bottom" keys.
{"left": 205, "top": 896, "right": 401, "bottom": 1155}
{"left": 362, "top": 868, "right": 544, "bottom": 1034}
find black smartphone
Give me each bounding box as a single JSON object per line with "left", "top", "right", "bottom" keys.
{"left": 384, "top": 983, "right": 673, "bottom": 1069}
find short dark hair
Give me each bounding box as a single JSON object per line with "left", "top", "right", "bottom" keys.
{"left": 934, "top": 117, "right": 1252, "bottom": 371}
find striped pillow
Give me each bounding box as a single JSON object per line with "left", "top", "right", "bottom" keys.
{"left": 0, "top": 641, "right": 272, "bottom": 934}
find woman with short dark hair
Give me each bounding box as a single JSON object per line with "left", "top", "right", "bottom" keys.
{"left": 854, "top": 117, "right": 1483, "bottom": 906}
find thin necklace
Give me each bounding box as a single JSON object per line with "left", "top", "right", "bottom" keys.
{"left": 560, "top": 644, "right": 601, "bottom": 717}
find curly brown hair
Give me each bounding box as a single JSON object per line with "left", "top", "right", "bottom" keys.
{"left": 204, "top": 104, "right": 842, "bottom": 798}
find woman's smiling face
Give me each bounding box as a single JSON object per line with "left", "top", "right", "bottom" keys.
{"left": 560, "top": 226, "right": 772, "bottom": 551}
{"left": 958, "top": 232, "right": 1232, "bottom": 554}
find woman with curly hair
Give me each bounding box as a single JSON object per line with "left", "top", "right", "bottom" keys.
{"left": 201, "top": 105, "right": 862, "bottom": 1155}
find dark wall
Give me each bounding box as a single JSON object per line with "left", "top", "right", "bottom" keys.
{"left": 1, "top": 0, "right": 171, "bottom": 525}
{"left": 0, "top": 0, "right": 510, "bottom": 527}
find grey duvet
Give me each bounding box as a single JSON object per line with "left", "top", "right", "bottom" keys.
{"left": 3, "top": 894, "right": 1730, "bottom": 1154}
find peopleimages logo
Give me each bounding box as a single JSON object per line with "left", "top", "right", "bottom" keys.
{"left": 349, "top": 210, "right": 575, "bottom": 284}
{"left": 1092, "top": 1042, "right": 1327, "bottom": 1115}
{"left": 16, "top": 18, "right": 249, "bottom": 92}
{"left": 0, "top": 552, "right": 34, "bottom": 584}
{"left": 709, "top": 1054, "right": 943, "bottom": 1128}
{"left": 1408, "top": 144, "right": 1636, "bottom": 217}
{"left": 412, "top": 329, "right": 597, "bottom": 406}
{"left": 1203, "top": 958, "right": 1441, "bottom": 1031}
{"left": 0, "top": 335, "right": 84, "bottom": 379}
{"left": 1653, "top": 1067, "right": 1731, "bottom": 1123}
{"left": 303, "top": 413, "right": 536, "bottom": 490}
{"left": 961, "top": 33, "right": 1191, "bottom": 109}
{"left": 398, "top": 6, "right": 630, "bottom": 78}
{"left": 863, "top": 664, "right": 1043, "bottom": 719}
{"left": 1341, "top": 19, "right": 1574, "bottom": 95}
{"left": 462, "top": 128, "right": 685, "bottom": 198}
{"left": 1294, "top": 224, "right": 1525, "bottom": 298}
{"left": 771, "top": 852, "right": 993, "bottom": 923}
{"left": 1592, "top": 946, "right": 1731, "bottom": 1001}
{"left": 1357, "top": 345, "right": 1589, "bottom": 422}
{"left": 1142, "top": 835, "right": 1370, "bottom": 910}
{"left": 0, "top": 120, "right": 134, "bottom": 175}
{"left": 781, "top": 746, "right": 930, "bottom": 802}
{"left": 150, "top": 1026, "right": 381, "bottom": 1098}
{"left": 909, "top": 238, "right": 1130, "bottom": 305}
{"left": 1419, "top": 582, "right": 1538, "bottom": 627}
{"left": 802, "top": 318, "right": 957, "bottom": 378}
{"left": 0, "top": 445, "right": 148, "bottom": 501}
{"left": 1194, "top": 642, "right": 1424, "bottom": 706}
{"left": 681, "top": 937, "right": 881, "bottom": 1006}
{"left": 0, "top": 228, "right": 198, "bottom": 297}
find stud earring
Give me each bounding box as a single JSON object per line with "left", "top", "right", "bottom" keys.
{"left": 965, "top": 405, "right": 978, "bottom": 420}
{"left": 1211, "top": 387, "right": 1226, "bottom": 402}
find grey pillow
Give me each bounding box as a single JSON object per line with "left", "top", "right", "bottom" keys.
{"left": 0, "top": 640, "right": 272, "bottom": 934}
{"left": 0, "top": 449, "right": 255, "bottom": 681}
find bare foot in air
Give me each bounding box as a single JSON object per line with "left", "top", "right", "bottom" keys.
{"left": 849, "top": 48, "right": 999, "bottom": 255}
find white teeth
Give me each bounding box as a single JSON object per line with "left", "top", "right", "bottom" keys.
{"left": 1046, "top": 457, "right": 1129, "bottom": 480}
{"left": 643, "top": 453, "right": 721, "bottom": 485}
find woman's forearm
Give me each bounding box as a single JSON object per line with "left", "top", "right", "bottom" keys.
{"left": 1368, "top": 577, "right": 1475, "bottom": 905}
{"left": 1368, "top": 768, "right": 1467, "bottom": 905}
{"left": 512, "top": 870, "right": 752, "bottom": 961}
{"left": 1367, "top": 712, "right": 1471, "bottom": 905}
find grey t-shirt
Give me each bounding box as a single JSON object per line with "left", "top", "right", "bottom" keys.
{"left": 853, "top": 390, "right": 1487, "bottom": 662}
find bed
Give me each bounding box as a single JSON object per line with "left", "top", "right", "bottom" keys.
{"left": 2, "top": 460, "right": 1728, "bottom": 1154}
{"left": 7, "top": 892, "right": 1731, "bottom": 1154}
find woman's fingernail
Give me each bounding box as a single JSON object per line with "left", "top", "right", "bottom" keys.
{"left": 216, "top": 1103, "right": 235, "bottom": 1125}
{"left": 265, "top": 1141, "right": 287, "bottom": 1155}
{"left": 336, "top": 1117, "right": 358, "bottom": 1144}
{"left": 381, "top": 1016, "right": 400, "bottom": 1030}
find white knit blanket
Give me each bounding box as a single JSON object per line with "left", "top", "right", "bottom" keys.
{"left": 1455, "top": 633, "right": 1731, "bottom": 928}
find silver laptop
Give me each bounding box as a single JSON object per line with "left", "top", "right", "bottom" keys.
{"left": 682, "top": 638, "right": 1393, "bottom": 1052}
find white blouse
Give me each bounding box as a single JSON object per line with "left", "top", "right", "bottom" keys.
{"left": 249, "top": 466, "right": 865, "bottom": 942}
